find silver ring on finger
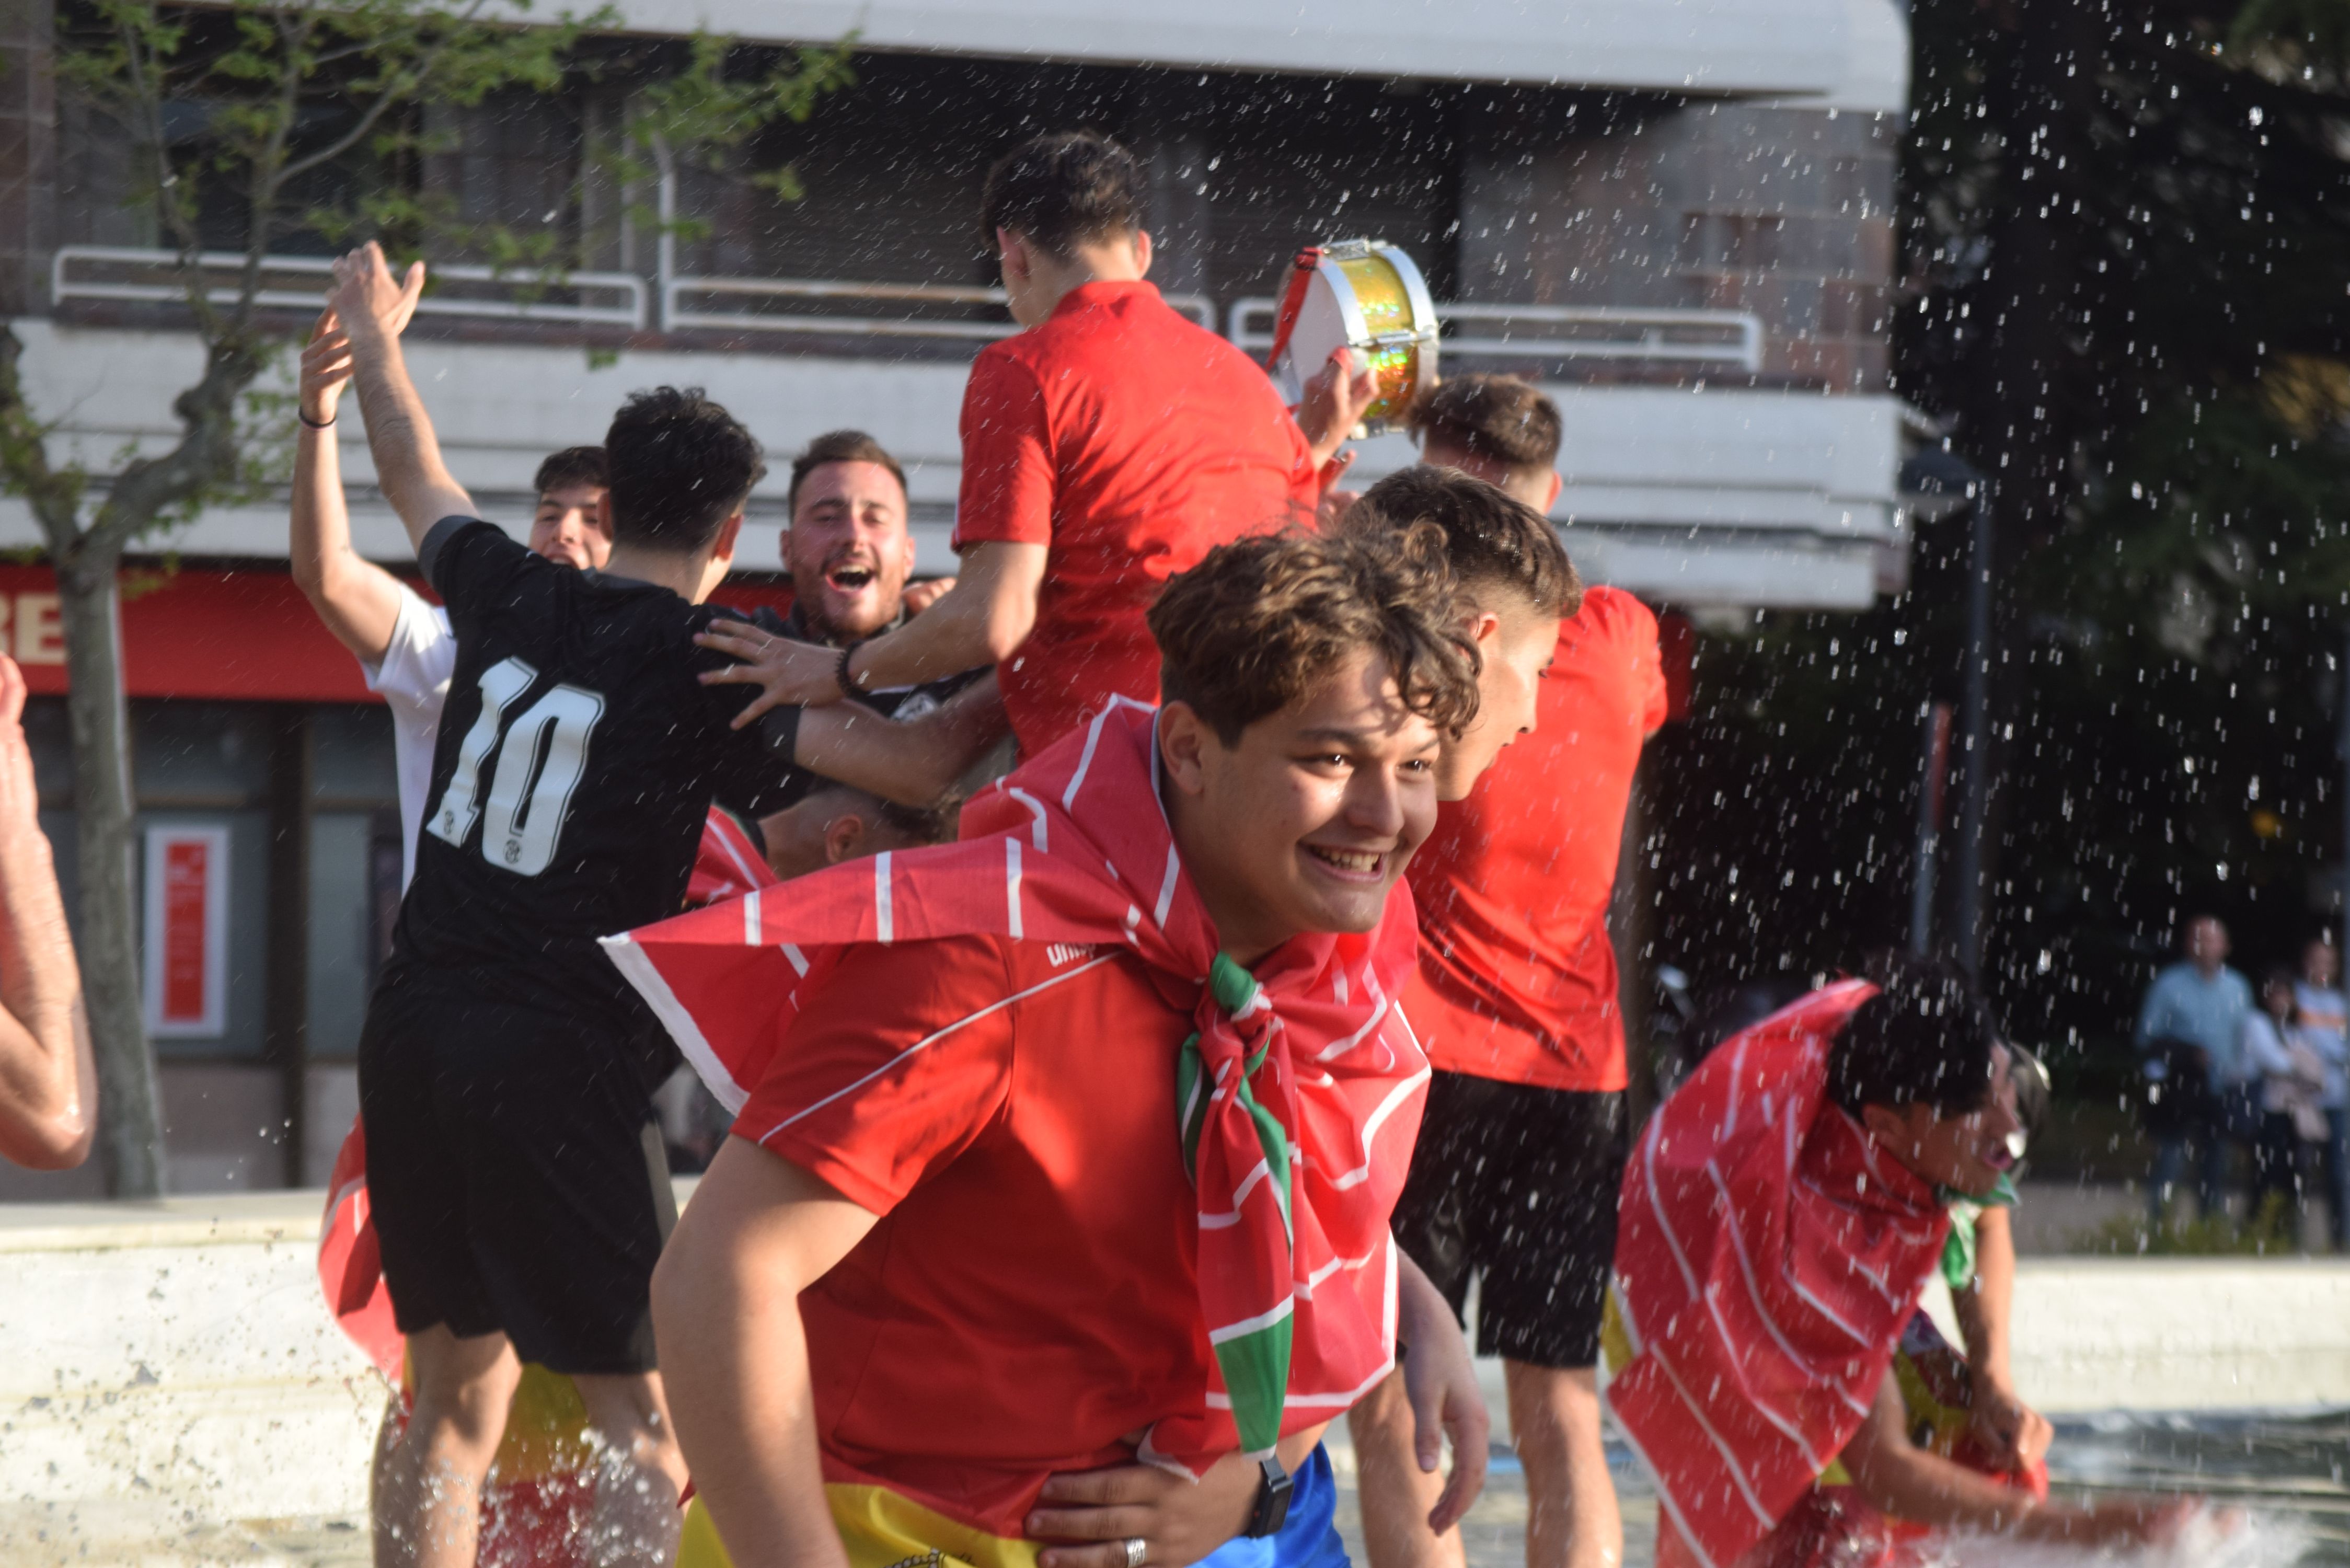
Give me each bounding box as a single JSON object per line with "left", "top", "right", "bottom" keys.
{"left": 1124, "top": 1538, "right": 1147, "bottom": 1568}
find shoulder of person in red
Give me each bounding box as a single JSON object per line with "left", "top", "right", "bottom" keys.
{"left": 1404, "top": 585, "right": 1667, "bottom": 1090}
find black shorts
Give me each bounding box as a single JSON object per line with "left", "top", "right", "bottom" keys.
{"left": 357, "top": 979, "right": 680, "bottom": 1375}
{"left": 1391, "top": 1070, "right": 1627, "bottom": 1369}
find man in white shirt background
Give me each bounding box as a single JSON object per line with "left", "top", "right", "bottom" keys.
{"left": 290, "top": 283, "right": 614, "bottom": 887}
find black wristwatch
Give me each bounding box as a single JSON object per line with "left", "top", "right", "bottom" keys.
{"left": 1240, "top": 1454, "right": 1293, "bottom": 1538}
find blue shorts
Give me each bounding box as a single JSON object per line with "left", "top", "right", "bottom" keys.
{"left": 1189, "top": 1445, "right": 1347, "bottom": 1568}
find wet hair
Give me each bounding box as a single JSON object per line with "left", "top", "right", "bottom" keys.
{"left": 1149, "top": 526, "right": 1481, "bottom": 747}
{"left": 1826, "top": 953, "right": 2000, "bottom": 1119}
{"left": 788, "top": 430, "right": 907, "bottom": 516}
{"left": 807, "top": 782, "right": 958, "bottom": 847}
{"left": 602, "top": 388, "right": 766, "bottom": 554}
{"left": 981, "top": 131, "right": 1146, "bottom": 261}
{"left": 533, "top": 446, "right": 607, "bottom": 500}
{"left": 1407, "top": 374, "right": 1563, "bottom": 475}
{"left": 1346, "top": 465, "right": 1582, "bottom": 619}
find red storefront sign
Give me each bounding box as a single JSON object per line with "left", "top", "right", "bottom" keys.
{"left": 144, "top": 824, "right": 226, "bottom": 1037}
{"left": 0, "top": 565, "right": 798, "bottom": 703}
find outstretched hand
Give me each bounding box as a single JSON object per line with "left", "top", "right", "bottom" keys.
{"left": 696, "top": 619, "right": 848, "bottom": 725}
{"left": 326, "top": 242, "right": 425, "bottom": 351}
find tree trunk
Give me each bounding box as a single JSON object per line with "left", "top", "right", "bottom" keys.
{"left": 58, "top": 550, "right": 163, "bottom": 1197}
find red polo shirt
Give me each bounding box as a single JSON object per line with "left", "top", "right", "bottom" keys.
{"left": 735, "top": 932, "right": 1214, "bottom": 1538}
{"left": 1404, "top": 586, "right": 1666, "bottom": 1092}
{"left": 953, "top": 280, "right": 1318, "bottom": 754}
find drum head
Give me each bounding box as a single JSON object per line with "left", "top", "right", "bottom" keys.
{"left": 1271, "top": 240, "right": 1439, "bottom": 433}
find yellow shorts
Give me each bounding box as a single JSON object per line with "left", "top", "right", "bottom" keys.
{"left": 677, "top": 1484, "right": 1041, "bottom": 1568}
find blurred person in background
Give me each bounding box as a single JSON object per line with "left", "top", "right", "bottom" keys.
{"left": 2136, "top": 914, "right": 2254, "bottom": 1226}
{"left": 2296, "top": 937, "right": 2348, "bottom": 1250}
{"left": 0, "top": 653, "right": 93, "bottom": 1171}
{"left": 2242, "top": 966, "right": 2329, "bottom": 1231}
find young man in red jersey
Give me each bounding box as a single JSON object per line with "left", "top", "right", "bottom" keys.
{"left": 698, "top": 130, "right": 1374, "bottom": 757}
{"left": 1611, "top": 958, "right": 2190, "bottom": 1568}
{"left": 616, "top": 529, "right": 1490, "bottom": 1568}
{"left": 1346, "top": 377, "right": 1666, "bottom": 1568}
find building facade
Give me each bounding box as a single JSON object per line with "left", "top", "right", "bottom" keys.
{"left": 0, "top": 0, "right": 1914, "bottom": 1195}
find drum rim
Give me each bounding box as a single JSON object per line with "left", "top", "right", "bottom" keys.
{"left": 1311, "top": 253, "right": 1376, "bottom": 359}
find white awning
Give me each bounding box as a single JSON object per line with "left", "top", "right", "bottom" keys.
{"left": 588, "top": 0, "right": 1908, "bottom": 111}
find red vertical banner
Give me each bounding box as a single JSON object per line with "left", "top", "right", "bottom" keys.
{"left": 145, "top": 825, "right": 228, "bottom": 1037}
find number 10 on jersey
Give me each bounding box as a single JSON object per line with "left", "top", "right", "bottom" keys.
{"left": 428, "top": 656, "right": 605, "bottom": 876}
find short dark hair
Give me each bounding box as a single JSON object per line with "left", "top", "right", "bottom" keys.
{"left": 981, "top": 131, "right": 1145, "bottom": 261}
{"left": 532, "top": 446, "right": 607, "bottom": 500}
{"left": 1149, "top": 527, "right": 1481, "bottom": 747}
{"left": 1348, "top": 466, "right": 1582, "bottom": 619}
{"left": 602, "top": 388, "right": 766, "bottom": 554}
{"left": 1827, "top": 953, "right": 2000, "bottom": 1119}
{"left": 1407, "top": 374, "right": 1563, "bottom": 475}
{"left": 808, "top": 782, "right": 958, "bottom": 847}
{"left": 788, "top": 430, "right": 907, "bottom": 516}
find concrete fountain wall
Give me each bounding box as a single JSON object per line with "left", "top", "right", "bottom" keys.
{"left": 5, "top": 1192, "right": 2350, "bottom": 1554}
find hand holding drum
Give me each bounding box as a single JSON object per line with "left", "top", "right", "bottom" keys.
{"left": 1266, "top": 239, "right": 1439, "bottom": 435}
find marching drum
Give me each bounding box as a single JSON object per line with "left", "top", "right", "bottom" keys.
{"left": 1266, "top": 238, "right": 1440, "bottom": 434}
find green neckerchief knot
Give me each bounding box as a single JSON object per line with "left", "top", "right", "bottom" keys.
{"left": 1175, "top": 952, "right": 1296, "bottom": 1456}
{"left": 1938, "top": 1171, "right": 2019, "bottom": 1290}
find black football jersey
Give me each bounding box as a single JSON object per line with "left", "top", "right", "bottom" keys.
{"left": 383, "top": 517, "right": 792, "bottom": 1025}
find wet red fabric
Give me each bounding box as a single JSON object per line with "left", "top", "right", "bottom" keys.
{"left": 601, "top": 700, "right": 1425, "bottom": 1486}
{"left": 1607, "top": 982, "right": 1952, "bottom": 1568}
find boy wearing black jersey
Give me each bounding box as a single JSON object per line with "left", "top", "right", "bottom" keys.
{"left": 330, "top": 242, "right": 788, "bottom": 1568}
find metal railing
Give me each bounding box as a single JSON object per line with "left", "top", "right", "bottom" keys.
{"left": 662, "top": 273, "right": 1216, "bottom": 339}
{"left": 52, "top": 246, "right": 649, "bottom": 329}
{"left": 1226, "top": 296, "right": 1765, "bottom": 373}
{"left": 50, "top": 244, "right": 1758, "bottom": 373}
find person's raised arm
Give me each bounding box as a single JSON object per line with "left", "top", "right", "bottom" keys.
{"left": 652, "top": 1136, "right": 880, "bottom": 1568}
{"left": 1951, "top": 1205, "right": 2048, "bottom": 1472}
{"left": 789, "top": 673, "right": 1010, "bottom": 806}
{"left": 0, "top": 656, "right": 92, "bottom": 1170}
{"left": 290, "top": 298, "right": 419, "bottom": 663}
{"left": 326, "top": 244, "right": 475, "bottom": 554}
{"left": 697, "top": 543, "right": 1047, "bottom": 727}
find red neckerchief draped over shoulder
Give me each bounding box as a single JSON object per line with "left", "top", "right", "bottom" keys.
{"left": 1605, "top": 981, "right": 1952, "bottom": 1568}
{"left": 601, "top": 698, "right": 1428, "bottom": 1474}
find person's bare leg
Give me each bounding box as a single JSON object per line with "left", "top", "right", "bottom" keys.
{"left": 1505, "top": 1361, "right": 1620, "bottom": 1568}
{"left": 572, "top": 1370, "right": 689, "bottom": 1568}
{"left": 372, "top": 1325, "right": 521, "bottom": 1568}
{"left": 1345, "top": 1367, "right": 1465, "bottom": 1568}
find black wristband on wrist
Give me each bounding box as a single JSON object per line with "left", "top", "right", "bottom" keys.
{"left": 298, "top": 409, "right": 336, "bottom": 430}
{"left": 1241, "top": 1455, "right": 1293, "bottom": 1538}
{"left": 834, "top": 642, "right": 862, "bottom": 699}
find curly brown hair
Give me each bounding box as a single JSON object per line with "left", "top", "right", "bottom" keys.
{"left": 1148, "top": 528, "right": 1482, "bottom": 746}
{"left": 1347, "top": 465, "right": 1582, "bottom": 619}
